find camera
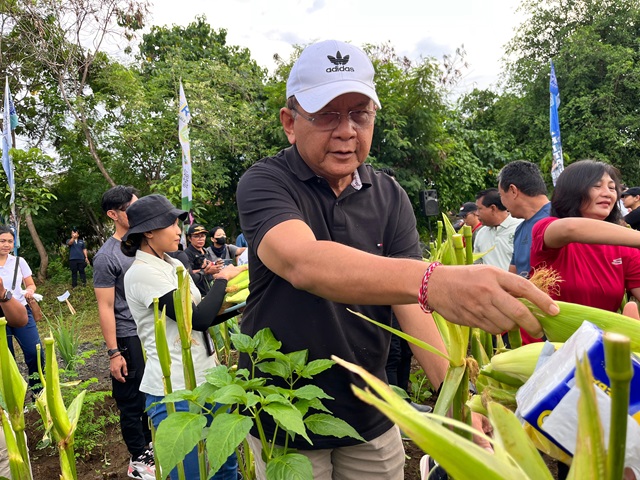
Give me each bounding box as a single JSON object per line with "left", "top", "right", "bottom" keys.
{"left": 193, "top": 254, "right": 207, "bottom": 270}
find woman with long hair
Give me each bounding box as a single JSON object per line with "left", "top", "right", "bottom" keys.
{"left": 121, "top": 194, "right": 243, "bottom": 480}
{"left": 0, "top": 225, "right": 43, "bottom": 395}
{"left": 530, "top": 159, "right": 640, "bottom": 480}
{"left": 530, "top": 159, "right": 640, "bottom": 311}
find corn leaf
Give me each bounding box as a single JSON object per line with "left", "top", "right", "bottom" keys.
{"left": 333, "top": 356, "right": 529, "bottom": 480}
{"left": 567, "top": 356, "right": 607, "bottom": 480}
{"left": 488, "top": 402, "right": 553, "bottom": 480}
{"left": 347, "top": 309, "right": 452, "bottom": 363}
{"left": 433, "top": 365, "right": 466, "bottom": 416}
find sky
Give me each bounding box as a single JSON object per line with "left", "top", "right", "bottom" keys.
{"left": 148, "top": 0, "right": 525, "bottom": 93}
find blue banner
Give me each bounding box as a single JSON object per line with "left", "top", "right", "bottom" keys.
{"left": 2, "top": 78, "right": 15, "bottom": 205}
{"left": 550, "top": 60, "right": 564, "bottom": 186}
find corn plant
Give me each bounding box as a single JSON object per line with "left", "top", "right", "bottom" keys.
{"left": 0, "top": 318, "right": 31, "bottom": 480}
{"left": 333, "top": 327, "right": 634, "bottom": 480}
{"left": 35, "top": 338, "right": 85, "bottom": 479}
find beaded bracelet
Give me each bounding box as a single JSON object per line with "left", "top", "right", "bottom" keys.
{"left": 418, "top": 262, "right": 442, "bottom": 313}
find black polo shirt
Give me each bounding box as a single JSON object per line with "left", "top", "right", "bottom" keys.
{"left": 237, "top": 145, "right": 421, "bottom": 449}
{"left": 625, "top": 208, "right": 640, "bottom": 230}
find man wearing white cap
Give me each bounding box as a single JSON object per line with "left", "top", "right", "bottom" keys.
{"left": 237, "top": 40, "right": 557, "bottom": 478}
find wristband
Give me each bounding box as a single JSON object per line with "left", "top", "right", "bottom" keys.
{"left": 107, "top": 348, "right": 120, "bottom": 357}
{"left": 109, "top": 352, "right": 122, "bottom": 360}
{"left": 418, "top": 262, "right": 442, "bottom": 314}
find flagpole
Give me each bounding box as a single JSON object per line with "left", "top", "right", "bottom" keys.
{"left": 2, "top": 77, "right": 18, "bottom": 254}
{"left": 550, "top": 60, "right": 564, "bottom": 186}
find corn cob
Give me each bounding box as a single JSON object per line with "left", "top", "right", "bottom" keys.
{"left": 225, "top": 288, "right": 249, "bottom": 304}
{"left": 521, "top": 299, "right": 640, "bottom": 351}
{"left": 225, "top": 277, "right": 250, "bottom": 294}
{"left": 488, "top": 342, "right": 562, "bottom": 382}
{"left": 226, "top": 268, "right": 249, "bottom": 287}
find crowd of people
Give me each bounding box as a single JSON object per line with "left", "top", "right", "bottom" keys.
{"left": 3, "top": 39, "right": 639, "bottom": 480}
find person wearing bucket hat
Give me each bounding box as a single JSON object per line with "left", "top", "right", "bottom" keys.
{"left": 121, "top": 194, "right": 245, "bottom": 480}
{"left": 184, "top": 223, "right": 222, "bottom": 295}
{"left": 237, "top": 40, "right": 557, "bottom": 477}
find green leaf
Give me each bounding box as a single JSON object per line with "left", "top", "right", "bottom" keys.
{"left": 155, "top": 412, "right": 206, "bottom": 478}
{"left": 287, "top": 350, "right": 308, "bottom": 372}
{"left": 265, "top": 453, "right": 313, "bottom": 480}
{"left": 568, "top": 356, "right": 607, "bottom": 480}
{"left": 255, "top": 328, "right": 282, "bottom": 358}
{"left": 434, "top": 365, "right": 466, "bottom": 416}
{"left": 488, "top": 403, "right": 553, "bottom": 480}
{"left": 66, "top": 390, "right": 86, "bottom": 433}
{"left": 304, "top": 413, "right": 365, "bottom": 442}
{"left": 258, "top": 361, "right": 292, "bottom": 380}
{"left": 205, "top": 365, "right": 233, "bottom": 387}
{"left": 206, "top": 413, "right": 253, "bottom": 477}
{"left": 347, "top": 309, "right": 453, "bottom": 363}
{"left": 230, "top": 333, "right": 255, "bottom": 354}
{"left": 299, "top": 359, "right": 335, "bottom": 378}
{"left": 212, "top": 384, "right": 247, "bottom": 405}
{"left": 263, "top": 402, "right": 311, "bottom": 444}
{"left": 291, "top": 385, "right": 332, "bottom": 401}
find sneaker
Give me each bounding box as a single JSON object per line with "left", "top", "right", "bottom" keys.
{"left": 420, "top": 455, "right": 448, "bottom": 480}
{"left": 410, "top": 401, "right": 433, "bottom": 413}
{"left": 128, "top": 448, "right": 155, "bottom": 480}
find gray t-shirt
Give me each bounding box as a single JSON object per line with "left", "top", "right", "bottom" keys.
{"left": 92, "top": 236, "right": 137, "bottom": 337}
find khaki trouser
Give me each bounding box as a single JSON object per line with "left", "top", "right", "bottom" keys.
{"left": 247, "top": 425, "right": 404, "bottom": 480}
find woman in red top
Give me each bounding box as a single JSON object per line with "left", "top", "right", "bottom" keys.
{"left": 530, "top": 159, "right": 640, "bottom": 310}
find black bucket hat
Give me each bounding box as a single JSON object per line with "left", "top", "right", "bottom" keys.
{"left": 122, "top": 194, "right": 188, "bottom": 242}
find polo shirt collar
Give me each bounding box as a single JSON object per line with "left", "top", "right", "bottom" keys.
{"left": 284, "top": 146, "right": 372, "bottom": 190}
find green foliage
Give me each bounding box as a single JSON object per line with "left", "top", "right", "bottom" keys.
{"left": 497, "top": 0, "right": 640, "bottom": 184}
{"left": 153, "top": 328, "right": 363, "bottom": 479}
{"left": 44, "top": 312, "right": 94, "bottom": 373}
{"left": 408, "top": 368, "right": 434, "bottom": 405}
{"left": 36, "top": 378, "right": 120, "bottom": 459}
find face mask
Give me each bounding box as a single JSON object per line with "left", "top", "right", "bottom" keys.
{"left": 215, "top": 236, "right": 227, "bottom": 244}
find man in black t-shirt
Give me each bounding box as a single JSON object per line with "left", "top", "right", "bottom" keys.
{"left": 237, "top": 40, "right": 556, "bottom": 478}
{"left": 622, "top": 187, "right": 640, "bottom": 230}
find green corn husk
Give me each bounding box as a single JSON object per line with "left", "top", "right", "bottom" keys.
{"left": 567, "top": 355, "right": 607, "bottom": 480}
{"left": 604, "top": 332, "right": 632, "bottom": 480}
{"left": 333, "top": 355, "right": 532, "bottom": 480}
{"left": 0, "top": 318, "right": 29, "bottom": 477}
{"left": 226, "top": 268, "right": 249, "bottom": 287}
{"left": 225, "top": 287, "right": 249, "bottom": 304}
{"left": 488, "top": 342, "right": 562, "bottom": 383}
{"left": 521, "top": 299, "right": 640, "bottom": 351}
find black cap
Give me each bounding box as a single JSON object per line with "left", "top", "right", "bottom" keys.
{"left": 458, "top": 202, "right": 478, "bottom": 217}
{"left": 187, "top": 224, "right": 208, "bottom": 236}
{"left": 621, "top": 187, "right": 640, "bottom": 197}
{"left": 122, "top": 194, "right": 188, "bottom": 242}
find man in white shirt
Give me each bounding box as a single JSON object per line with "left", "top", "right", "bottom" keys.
{"left": 474, "top": 188, "right": 522, "bottom": 271}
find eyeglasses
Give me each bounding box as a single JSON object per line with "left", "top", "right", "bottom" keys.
{"left": 0, "top": 239, "right": 14, "bottom": 244}
{"left": 191, "top": 234, "right": 207, "bottom": 239}
{"left": 291, "top": 106, "right": 376, "bottom": 131}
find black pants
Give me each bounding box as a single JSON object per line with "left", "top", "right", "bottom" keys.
{"left": 69, "top": 259, "right": 86, "bottom": 287}
{"left": 112, "top": 336, "right": 152, "bottom": 458}
{"left": 385, "top": 315, "right": 413, "bottom": 393}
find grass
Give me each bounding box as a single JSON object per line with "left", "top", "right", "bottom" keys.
{"left": 35, "top": 276, "right": 103, "bottom": 346}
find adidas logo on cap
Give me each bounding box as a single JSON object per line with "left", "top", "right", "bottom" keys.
{"left": 326, "top": 51, "right": 354, "bottom": 72}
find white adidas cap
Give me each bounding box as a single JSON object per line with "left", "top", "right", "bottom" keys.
{"left": 286, "top": 40, "right": 381, "bottom": 113}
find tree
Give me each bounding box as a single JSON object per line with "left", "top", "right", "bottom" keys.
{"left": 500, "top": 0, "right": 640, "bottom": 183}
{"left": 1, "top": 148, "right": 57, "bottom": 281}
{"left": 2, "top": 0, "right": 149, "bottom": 186}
